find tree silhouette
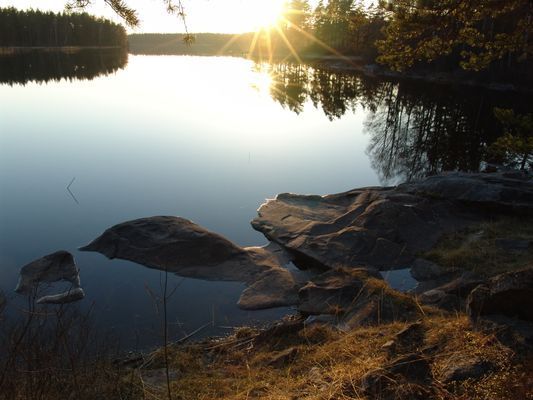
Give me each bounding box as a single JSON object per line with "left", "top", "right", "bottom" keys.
{"left": 0, "top": 8, "right": 127, "bottom": 47}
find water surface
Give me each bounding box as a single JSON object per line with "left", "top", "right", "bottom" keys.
{"left": 0, "top": 53, "right": 376, "bottom": 348}
{"left": 1, "top": 52, "right": 530, "bottom": 348}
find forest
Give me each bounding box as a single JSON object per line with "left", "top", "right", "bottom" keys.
{"left": 0, "top": 7, "right": 127, "bottom": 48}
{"left": 275, "top": 0, "right": 532, "bottom": 85}
{"left": 131, "top": 0, "right": 532, "bottom": 87}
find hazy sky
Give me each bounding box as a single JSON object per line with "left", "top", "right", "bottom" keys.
{"left": 0, "top": 0, "right": 325, "bottom": 33}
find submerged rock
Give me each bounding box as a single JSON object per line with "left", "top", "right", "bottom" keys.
{"left": 252, "top": 172, "right": 532, "bottom": 271}
{"left": 81, "top": 216, "right": 301, "bottom": 310}
{"left": 15, "top": 251, "right": 81, "bottom": 294}
{"left": 410, "top": 259, "right": 448, "bottom": 281}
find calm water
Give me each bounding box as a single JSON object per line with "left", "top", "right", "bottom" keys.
{"left": 0, "top": 50, "right": 530, "bottom": 348}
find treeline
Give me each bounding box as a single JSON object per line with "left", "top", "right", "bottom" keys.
{"left": 278, "top": 0, "right": 385, "bottom": 61}
{"left": 0, "top": 7, "right": 127, "bottom": 48}
{"left": 130, "top": 1, "right": 531, "bottom": 85}
{"left": 128, "top": 33, "right": 254, "bottom": 55}
{"left": 272, "top": 0, "right": 532, "bottom": 86}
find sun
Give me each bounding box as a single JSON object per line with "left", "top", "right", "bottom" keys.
{"left": 248, "top": 0, "right": 286, "bottom": 30}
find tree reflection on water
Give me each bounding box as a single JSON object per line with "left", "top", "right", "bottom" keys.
{"left": 0, "top": 48, "right": 128, "bottom": 86}
{"left": 257, "top": 61, "right": 533, "bottom": 183}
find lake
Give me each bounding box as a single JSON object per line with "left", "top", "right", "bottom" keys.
{"left": 0, "top": 50, "right": 530, "bottom": 349}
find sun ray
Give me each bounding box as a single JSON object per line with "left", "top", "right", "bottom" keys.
{"left": 277, "top": 17, "right": 358, "bottom": 67}
{"left": 216, "top": 33, "right": 243, "bottom": 56}
{"left": 265, "top": 28, "right": 274, "bottom": 64}
{"left": 273, "top": 24, "right": 303, "bottom": 64}
{"left": 248, "top": 30, "right": 261, "bottom": 60}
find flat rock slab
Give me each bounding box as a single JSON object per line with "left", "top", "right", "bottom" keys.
{"left": 252, "top": 189, "right": 464, "bottom": 271}
{"left": 81, "top": 216, "right": 301, "bottom": 310}
{"left": 400, "top": 171, "right": 533, "bottom": 213}
{"left": 252, "top": 172, "right": 532, "bottom": 271}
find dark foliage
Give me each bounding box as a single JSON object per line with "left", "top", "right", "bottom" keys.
{"left": 0, "top": 7, "right": 127, "bottom": 48}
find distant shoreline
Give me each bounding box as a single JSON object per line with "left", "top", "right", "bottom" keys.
{"left": 0, "top": 46, "right": 125, "bottom": 55}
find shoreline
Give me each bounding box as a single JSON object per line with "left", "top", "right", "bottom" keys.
{"left": 0, "top": 46, "right": 125, "bottom": 55}
{"left": 310, "top": 57, "right": 533, "bottom": 95}
{"left": 126, "top": 48, "right": 533, "bottom": 94}
{"left": 2, "top": 170, "right": 533, "bottom": 398}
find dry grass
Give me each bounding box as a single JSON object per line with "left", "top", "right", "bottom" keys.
{"left": 424, "top": 216, "right": 533, "bottom": 277}
{"left": 0, "top": 302, "right": 143, "bottom": 400}
{"left": 138, "top": 313, "right": 532, "bottom": 400}
{"left": 2, "top": 302, "right": 530, "bottom": 399}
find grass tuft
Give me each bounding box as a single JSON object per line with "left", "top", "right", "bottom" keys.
{"left": 424, "top": 216, "right": 533, "bottom": 277}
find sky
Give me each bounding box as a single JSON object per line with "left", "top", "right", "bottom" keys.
{"left": 0, "top": 0, "right": 324, "bottom": 33}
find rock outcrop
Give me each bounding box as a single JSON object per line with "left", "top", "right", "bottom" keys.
{"left": 439, "top": 356, "right": 494, "bottom": 383}
{"left": 298, "top": 268, "right": 422, "bottom": 329}
{"left": 79, "top": 172, "right": 533, "bottom": 314}
{"left": 410, "top": 259, "right": 449, "bottom": 282}
{"left": 467, "top": 267, "right": 533, "bottom": 322}
{"left": 400, "top": 171, "right": 533, "bottom": 214}
{"left": 361, "top": 353, "right": 433, "bottom": 399}
{"left": 15, "top": 251, "right": 84, "bottom": 305}
{"left": 418, "top": 272, "right": 484, "bottom": 311}
{"left": 251, "top": 172, "right": 532, "bottom": 272}
{"left": 381, "top": 321, "right": 426, "bottom": 356}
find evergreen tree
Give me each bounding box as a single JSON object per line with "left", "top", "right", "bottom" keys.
{"left": 0, "top": 8, "right": 127, "bottom": 48}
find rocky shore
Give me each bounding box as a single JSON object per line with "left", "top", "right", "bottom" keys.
{"left": 11, "top": 170, "right": 533, "bottom": 399}
{"left": 75, "top": 171, "right": 532, "bottom": 319}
